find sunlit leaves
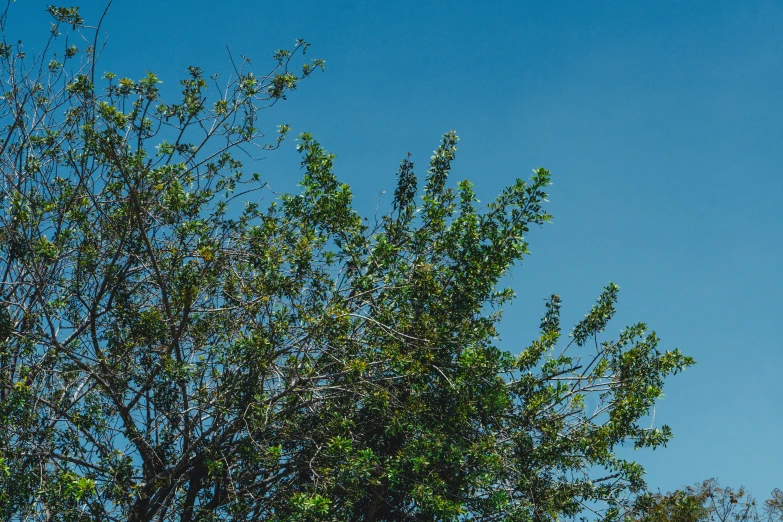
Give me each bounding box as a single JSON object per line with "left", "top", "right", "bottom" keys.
{"left": 47, "top": 5, "right": 84, "bottom": 27}
{"left": 0, "top": 4, "right": 692, "bottom": 521}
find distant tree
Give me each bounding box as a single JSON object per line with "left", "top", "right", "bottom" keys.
{"left": 629, "top": 480, "right": 783, "bottom": 522}
{"left": 0, "top": 4, "right": 694, "bottom": 521}
{"left": 627, "top": 484, "right": 710, "bottom": 522}
{"left": 764, "top": 488, "right": 783, "bottom": 522}
{"left": 703, "top": 481, "right": 762, "bottom": 522}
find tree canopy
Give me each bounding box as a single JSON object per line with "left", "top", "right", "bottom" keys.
{"left": 629, "top": 480, "right": 783, "bottom": 522}
{"left": 0, "top": 5, "right": 693, "bottom": 521}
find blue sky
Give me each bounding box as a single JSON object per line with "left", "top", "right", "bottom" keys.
{"left": 10, "top": 0, "right": 783, "bottom": 500}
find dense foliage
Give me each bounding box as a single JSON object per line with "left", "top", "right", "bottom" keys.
{"left": 0, "top": 5, "right": 693, "bottom": 521}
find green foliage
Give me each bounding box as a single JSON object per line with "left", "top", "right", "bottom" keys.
{"left": 0, "top": 4, "right": 693, "bottom": 522}
{"left": 629, "top": 484, "right": 711, "bottom": 522}
{"left": 47, "top": 5, "right": 84, "bottom": 27}
{"left": 628, "top": 480, "right": 783, "bottom": 522}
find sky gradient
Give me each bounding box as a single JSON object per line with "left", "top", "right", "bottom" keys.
{"left": 8, "top": 0, "right": 783, "bottom": 500}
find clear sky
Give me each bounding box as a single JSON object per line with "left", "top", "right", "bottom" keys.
{"left": 9, "top": 0, "right": 783, "bottom": 500}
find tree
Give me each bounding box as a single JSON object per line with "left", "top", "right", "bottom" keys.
{"left": 628, "top": 480, "right": 783, "bottom": 522}
{"left": 628, "top": 482, "right": 713, "bottom": 522}
{"left": 0, "top": 5, "right": 694, "bottom": 521}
